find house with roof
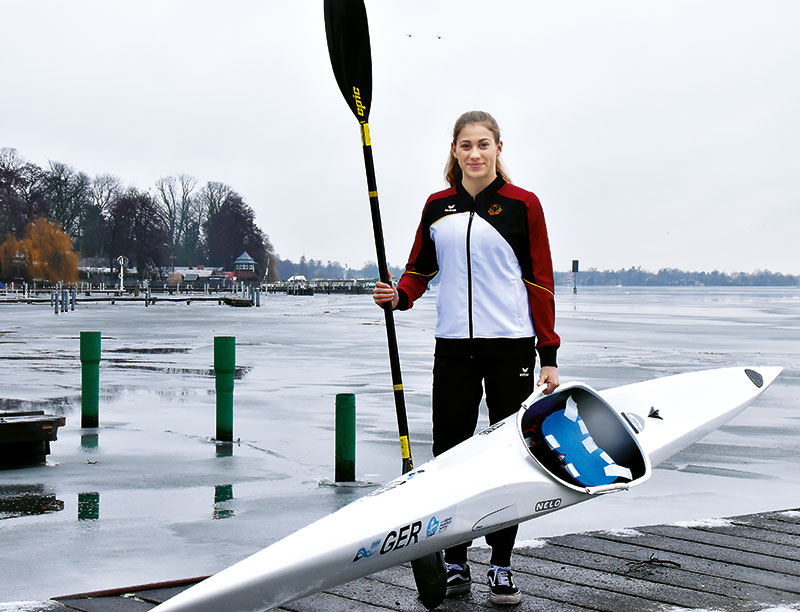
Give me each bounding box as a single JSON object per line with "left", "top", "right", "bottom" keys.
{"left": 233, "top": 251, "right": 259, "bottom": 284}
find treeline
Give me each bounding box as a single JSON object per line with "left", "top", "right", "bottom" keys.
{"left": 272, "top": 259, "right": 797, "bottom": 286}
{"left": 0, "top": 147, "right": 274, "bottom": 281}
{"left": 557, "top": 267, "right": 798, "bottom": 287}
{"left": 273, "top": 257, "right": 404, "bottom": 282}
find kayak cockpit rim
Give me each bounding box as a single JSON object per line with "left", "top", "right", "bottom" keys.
{"left": 517, "top": 382, "right": 652, "bottom": 495}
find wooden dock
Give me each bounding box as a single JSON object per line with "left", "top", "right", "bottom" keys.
{"left": 16, "top": 506, "right": 800, "bottom": 611}
{"left": 0, "top": 410, "right": 66, "bottom": 467}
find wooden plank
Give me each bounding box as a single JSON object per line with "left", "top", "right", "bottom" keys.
{"left": 549, "top": 532, "right": 800, "bottom": 594}
{"left": 732, "top": 510, "right": 800, "bottom": 536}
{"left": 123, "top": 585, "right": 192, "bottom": 605}
{"left": 693, "top": 521, "right": 800, "bottom": 548}
{"left": 55, "top": 597, "right": 155, "bottom": 611}
{"left": 525, "top": 537, "right": 787, "bottom": 604}
{"left": 279, "top": 589, "right": 403, "bottom": 612}
{"left": 639, "top": 524, "right": 800, "bottom": 561}
{"left": 595, "top": 528, "right": 800, "bottom": 577}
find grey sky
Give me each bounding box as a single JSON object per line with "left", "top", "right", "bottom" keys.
{"left": 2, "top": 0, "right": 798, "bottom": 274}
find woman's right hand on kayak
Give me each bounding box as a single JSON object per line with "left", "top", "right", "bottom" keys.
{"left": 373, "top": 280, "right": 399, "bottom": 310}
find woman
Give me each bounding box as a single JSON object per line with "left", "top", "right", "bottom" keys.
{"left": 373, "top": 110, "right": 560, "bottom": 606}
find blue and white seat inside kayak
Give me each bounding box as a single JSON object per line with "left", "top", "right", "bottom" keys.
{"left": 519, "top": 382, "right": 652, "bottom": 494}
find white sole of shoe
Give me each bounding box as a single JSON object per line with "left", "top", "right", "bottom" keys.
{"left": 489, "top": 591, "right": 522, "bottom": 605}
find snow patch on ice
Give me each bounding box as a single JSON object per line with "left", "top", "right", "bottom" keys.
{"left": 0, "top": 603, "right": 62, "bottom": 612}
{"left": 779, "top": 510, "right": 800, "bottom": 519}
{"left": 671, "top": 517, "right": 733, "bottom": 528}
{"left": 599, "top": 528, "right": 642, "bottom": 537}
{"left": 515, "top": 538, "right": 548, "bottom": 548}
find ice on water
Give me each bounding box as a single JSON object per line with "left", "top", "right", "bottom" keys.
{"left": 0, "top": 286, "right": 798, "bottom": 600}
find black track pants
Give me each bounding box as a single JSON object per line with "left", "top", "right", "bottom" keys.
{"left": 432, "top": 349, "right": 536, "bottom": 568}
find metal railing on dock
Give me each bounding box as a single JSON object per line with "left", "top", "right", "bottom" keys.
{"left": 0, "top": 282, "right": 263, "bottom": 309}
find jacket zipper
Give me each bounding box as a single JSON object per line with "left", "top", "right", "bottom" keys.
{"left": 466, "top": 209, "right": 475, "bottom": 353}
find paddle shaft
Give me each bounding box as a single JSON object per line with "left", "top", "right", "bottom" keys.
{"left": 359, "top": 121, "right": 414, "bottom": 474}
{"left": 324, "top": 4, "right": 445, "bottom": 608}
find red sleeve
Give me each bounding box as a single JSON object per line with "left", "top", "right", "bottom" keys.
{"left": 395, "top": 198, "right": 439, "bottom": 310}
{"left": 525, "top": 194, "right": 560, "bottom": 365}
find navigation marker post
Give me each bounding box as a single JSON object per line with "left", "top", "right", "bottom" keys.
{"left": 117, "top": 255, "right": 129, "bottom": 293}
{"left": 572, "top": 259, "right": 579, "bottom": 294}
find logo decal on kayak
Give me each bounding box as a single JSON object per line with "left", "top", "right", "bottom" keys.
{"left": 535, "top": 498, "right": 562, "bottom": 512}
{"left": 478, "top": 422, "right": 505, "bottom": 436}
{"left": 426, "top": 516, "right": 439, "bottom": 537}
{"left": 352, "top": 538, "right": 382, "bottom": 562}
{"left": 380, "top": 520, "right": 423, "bottom": 555}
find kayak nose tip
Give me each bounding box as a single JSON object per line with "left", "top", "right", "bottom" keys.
{"left": 747, "top": 366, "right": 782, "bottom": 389}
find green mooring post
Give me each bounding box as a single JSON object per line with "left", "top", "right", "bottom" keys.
{"left": 214, "top": 336, "right": 236, "bottom": 442}
{"left": 335, "top": 393, "right": 356, "bottom": 482}
{"left": 80, "top": 331, "right": 101, "bottom": 427}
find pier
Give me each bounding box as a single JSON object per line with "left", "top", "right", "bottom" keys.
{"left": 19, "top": 507, "right": 800, "bottom": 611}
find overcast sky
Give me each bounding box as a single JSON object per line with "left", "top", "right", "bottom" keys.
{"left": 2, "top": 1, "right": 798, "bottom": 274}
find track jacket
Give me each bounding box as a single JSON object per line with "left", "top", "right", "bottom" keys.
{"left": 396, "top": 175, "right": 560, "bottom": 367}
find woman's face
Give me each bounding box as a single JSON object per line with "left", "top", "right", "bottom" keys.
{"left": 451, "top": 123, "right": 502, "bottom": 185}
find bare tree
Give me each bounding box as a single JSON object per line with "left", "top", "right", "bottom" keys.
{"left": 90, "top": 173, "right": 123, "bottom": 214}
{"left": 195, "top": 181, "right": 233, "bottom": 221}
{"left": 0, "top": 148, "right": 24, "bottom": 174}
{"left": 108, "top": 188, "right": 169, "bottom": 279}
{"left": 154, "top": 174, "right": 197, "bottom": 260}
{"left": 0, "top": 149, "right": 49, "bottom": 238}
{"left": 42, "top": 161, "right": 91, "bottom": 237}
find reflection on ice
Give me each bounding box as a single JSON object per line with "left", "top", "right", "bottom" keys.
{"left": 77, "top": 492, "right": 99, "bottom": 521}
{"left": 213, "top": 485, "right": 234, "bottom": 520}
{"left": 0, "top": 484, "right": 64, "bottom": 519}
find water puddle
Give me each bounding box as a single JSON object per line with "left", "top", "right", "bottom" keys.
{"left": 0, "top": 484, "right": 64, "bottom": 519}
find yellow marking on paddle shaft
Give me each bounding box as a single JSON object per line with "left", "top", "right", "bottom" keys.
{"left": 400, "top": 435, "right": 411, "bottom": 459}
{"left": 393, "top": 383, "right": 403, "bottom": 391}
{"left": 369, "top": 190, "right": 378, "bottom": 198}
{"left": 360, "top": 121, "right": 371, "bottom": 146}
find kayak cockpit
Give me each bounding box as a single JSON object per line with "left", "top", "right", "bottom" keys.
{"left": 519, "top": 382, "right": 652, "bottom": 494}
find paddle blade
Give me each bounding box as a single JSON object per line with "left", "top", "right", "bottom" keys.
{"left": 324, "top": 0, "right": 372, "bottom": 121}
{"left": 411, "top": 551, "right": 447, "bottom": 610}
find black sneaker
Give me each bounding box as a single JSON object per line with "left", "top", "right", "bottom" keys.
{"left": 445, "top": 562, "right": 471, "bottom": 596}
{"left": 487, "top": 565, "right": 522, "bottom": 605}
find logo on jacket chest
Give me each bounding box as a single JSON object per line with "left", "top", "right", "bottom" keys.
{"left": 488, "top": 203, "right": 502, "bottom": 216}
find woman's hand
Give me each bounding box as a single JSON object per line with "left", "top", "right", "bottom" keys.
{"left": 537, "top": 366, "right": 560, "bottom": 395}
{"left": 373, "top": 280, "right": 399, "bottom": 310}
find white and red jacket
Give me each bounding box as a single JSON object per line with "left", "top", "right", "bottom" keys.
{"left": 396, "top": 176, "right": 560, "bottom": 367}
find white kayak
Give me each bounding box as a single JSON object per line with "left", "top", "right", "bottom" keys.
{"left": 154, "top": 366, "right": 782, "bottom": 612}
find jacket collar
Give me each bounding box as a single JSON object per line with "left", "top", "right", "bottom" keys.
{"left": 455, "top": 174, "right": 506, "bottom": 203}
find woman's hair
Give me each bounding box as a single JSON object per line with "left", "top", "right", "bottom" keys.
{"left": 445, "top": 110, "right": 511, "bottom": 187}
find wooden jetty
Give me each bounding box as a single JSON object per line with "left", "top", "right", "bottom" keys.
{"left": 0, "top": 410, "right": 65, "bottom": 467}
{"left": 17, "top": 506, "right": 800, "bottom": 611}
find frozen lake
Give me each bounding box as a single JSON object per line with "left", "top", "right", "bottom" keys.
{"left": 1, "top": 286, "right": 798, "bottom": 601}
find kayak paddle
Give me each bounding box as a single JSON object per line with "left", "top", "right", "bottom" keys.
{"left": 323, "top": 1, "right": 447, "bottom": 608}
